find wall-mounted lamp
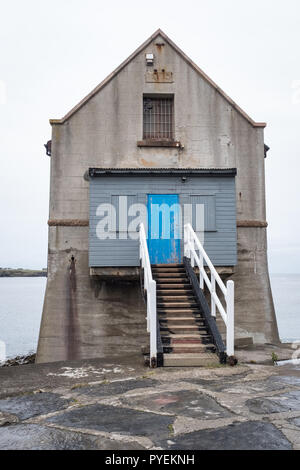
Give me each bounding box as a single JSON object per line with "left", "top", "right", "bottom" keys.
{"left": 44, "top": 140, "right": 51, "bottom": 156}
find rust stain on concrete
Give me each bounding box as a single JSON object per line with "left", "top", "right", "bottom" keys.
{"left": 140, "top": 158, "right": 156, "bottom": 167}
{"left": 66, "top": 256, "right": 80, "bottom": 360}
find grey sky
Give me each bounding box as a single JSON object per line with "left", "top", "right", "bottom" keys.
{"left": 0, "top": 0, "right": 299, "bottom": 272}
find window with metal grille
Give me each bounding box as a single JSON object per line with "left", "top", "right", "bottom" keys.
{"left": 143, "top": 96, "right": 174, "bottom": 140}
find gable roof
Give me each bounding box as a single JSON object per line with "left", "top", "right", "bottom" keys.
{"left": 50, "top": 29, "right": 266, "bottom": 128}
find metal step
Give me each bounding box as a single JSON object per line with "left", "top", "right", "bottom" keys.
{"left": 157, "top": 289, "right": 193, "bottom": 295}
{"left": 163, "top": 352, "right": 220, "bottom": 367}
{"left": 153, "top": 269, "right": 186, "bottom": 274}
{"left": 152, "top": 264, "right": 184, "bottom": 268}
{"left": 159, "top": 313, "right": 201, "bottom": 319}
{"left": 157, "top": 302, "right": 198, "bottom": 308}
{"left": 161, "top": 336, "right": 212, "bottom": 347}
{"left": 157, "top": 284, "right": 192, "bottom": 289}
{"left": 161, "top": 333, "right": 210, "bottom": 340}
{"left": 155, "top": 279, "right": 190, "bottom": 284}
{"left": 157, "top": 295, "right": 195, "bottom": 301}
{"left": 169, "top": 338, "right": 211, "bottom": 344}
{"left": 160, "top": 325, "right": 207, "bottom": 332}
{"left": 153, "top": 273, "right": 187, "bottom": 278}
{"left": 163, "top": 344, "right": 216, "bottom": 354}
{"left": 159, "top": 316, "right": 204, "bottom": 323}
{"left": 158, "top": 309, "right": 199, "bottom": 314}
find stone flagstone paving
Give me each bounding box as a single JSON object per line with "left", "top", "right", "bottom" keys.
{"left": 0, "top": 356, "right": 300, "bottom": 449}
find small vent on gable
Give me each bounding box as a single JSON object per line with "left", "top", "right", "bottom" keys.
{"left": 145, "top": 53, "right": 154, "bottom": 66}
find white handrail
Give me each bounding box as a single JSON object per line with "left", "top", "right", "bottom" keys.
{"left": 139, "top": 223, "right": 157, "bottom": 365}
{"left": 184, "top": 223, "right": 234, "bottom": 357}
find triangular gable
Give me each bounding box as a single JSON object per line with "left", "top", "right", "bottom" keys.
{"left": 50, "top": 29, "right": 266, "bottom": 128}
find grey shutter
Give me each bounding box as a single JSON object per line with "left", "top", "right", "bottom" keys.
{"left": 111, "top": 194, "right": 138, "bottom": 235}
{"left": 180, "top": 194, "right": 192, "bottom": 227}
{"left": 89, "top": 193, "right": 111, "bottom": 234}
{"left": 179, "top": 195, "right": 191, "bottom": 259}
{"left": 136, "top": 194, "right": 148, "bottom": 235}
{"left": 191, "top": 195, "right": 216, "bottom": 232}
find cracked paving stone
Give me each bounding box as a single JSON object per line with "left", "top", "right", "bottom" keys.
{"left": 272, "top": 374, "right": 300, "bottom": 387}
{"left": 182, "top": 374, "right": 248, "bottom": 392}
{"left": 289, "top": 417, "right": 300, "bottom": 428}
{"left": 119, "top": 390, "right": 232, "bottom": 420}
{"left": 45, "top": 404, "right": 173, "bottom": 442}
{"left": 76, "top": 378, "right": 159, "bottom": 397}
{"left": 0, "top": 423, "right": 145, "bottom": 450}
{"left": 0, "top": 393, "right": 71, "bottom": 420}
{"left": 220, "top": 379, "right": 287, "bottom": 395}
{"left": 246, "top": 390, "right": 300, "bottom": 415}
{"left": 161, "top": 421, "right": 292, "bottom": 450}
{"left": 183, "top": 375, "right": 286, "bottom": 395}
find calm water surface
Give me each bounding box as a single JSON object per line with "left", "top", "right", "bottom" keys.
{"left": 270, "top": 274, "right": 300, "bottom": 343}
{"left": 0, "top": 277, "right": 46, "bottom": 359}
{"left": 0, "top": 274, "right": 299, "bottom": 360}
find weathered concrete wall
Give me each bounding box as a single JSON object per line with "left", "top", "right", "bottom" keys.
{"left": 37, "top": 226, "right": 148, "bottom": 362}
{"left": 37, "top": 34, "right": 279, "bottom": 363}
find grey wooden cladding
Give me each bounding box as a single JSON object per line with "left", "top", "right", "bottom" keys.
{"left": 89, "top": 175, "right": 237, "bottom": 267}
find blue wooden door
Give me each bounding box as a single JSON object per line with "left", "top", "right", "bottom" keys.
{"left": 148, "top": 194, "right": 181, "bottom": 264}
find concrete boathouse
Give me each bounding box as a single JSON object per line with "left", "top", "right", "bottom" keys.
{"left": 37, "top": 29, "right": 279, "bottom": 366}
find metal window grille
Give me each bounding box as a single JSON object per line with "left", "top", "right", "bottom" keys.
{"left": 143, "top": 97, "right": 174, "bottom": 140}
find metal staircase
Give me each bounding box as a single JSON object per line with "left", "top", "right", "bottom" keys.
{"left": 153, "top": 263, "right": 220, "bottom": 367}
{"left": 139, "top": 223, "right": 235, "bottom": 368}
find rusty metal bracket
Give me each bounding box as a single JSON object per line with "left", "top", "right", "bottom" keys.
{"left": 48, "top": 219, "right": 89, "bottom": 227}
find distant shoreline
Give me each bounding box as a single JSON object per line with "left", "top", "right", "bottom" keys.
{"left": 0, "top": 268, "right": 47, "bottom": 277}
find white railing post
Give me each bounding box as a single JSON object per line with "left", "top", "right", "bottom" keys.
{"left": 149, "top": 279, "right": 157, "bottom": 362}
{"left": 144, "top": 265, "right": 147, "bottom": 297}
{"left": 211, "top": 274, "right": 216, "bottom": 318}
{"left": 184, "top": 224, "right": 190, "bottom": 259}
{"left": 184, "top": 224, "right": 187, "bottom": 257}
{"left": 146, "top": 295, "right": 150, "bottom": 333}
{"left": 199, "top": 252, "right": 204, "bottom": 289}
{"left": 139, "top": 232, "right": 142, "bottom": 261}
{"left": 190, "top": 232, "right": 195, "bottom": 268}
{"left": 226, "top": 280, "right": 234, "bottom": 357}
